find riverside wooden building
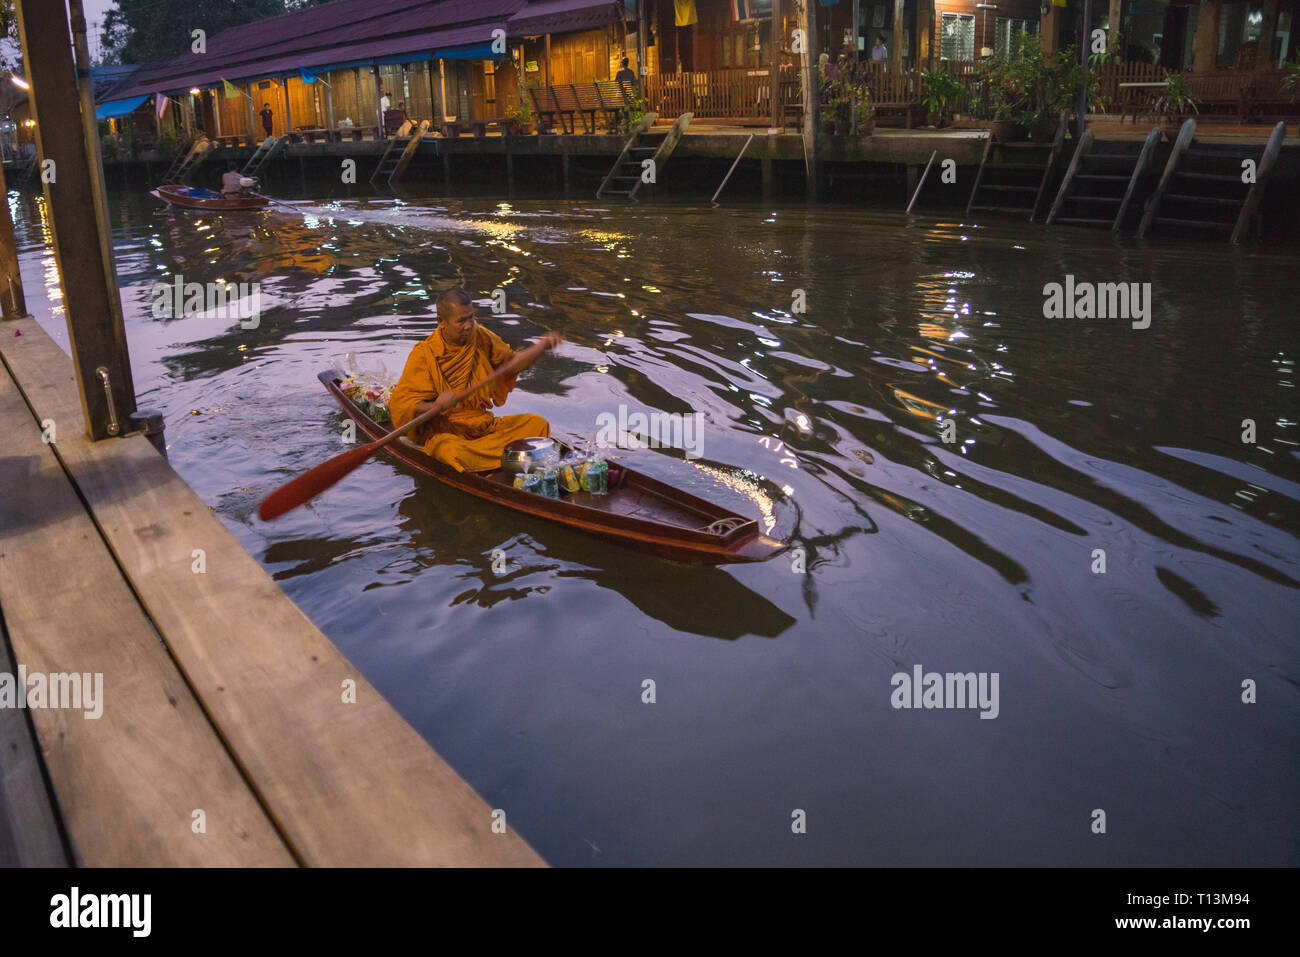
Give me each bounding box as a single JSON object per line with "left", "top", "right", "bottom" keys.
{"left": 87, "top": 0, "right": 1296, "bottom": 144}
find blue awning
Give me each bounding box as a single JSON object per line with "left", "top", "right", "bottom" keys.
{"left": 435, "top": 42, "right": 504, "bottom": 60}
{"left": 96, "top": 95, "right": 150, "bottom": 119}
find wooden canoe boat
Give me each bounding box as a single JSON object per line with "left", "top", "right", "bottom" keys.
{"left": 319, "top": 370, "right": 786, "bottom": 565}
{"left": 151, "top": 184, "right": 269, "bottom": 211}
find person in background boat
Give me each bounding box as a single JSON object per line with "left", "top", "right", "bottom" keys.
{"left": 389, "top": 289, "right": 561, "bottom": 473}
{"left": 260, "top": 102, "right": 273, "bottom": 137}
{"left": 220, "top": 161, "right": 246, "bottom": 198}
{"left": 871, "top": 35, "right": 888, "bottom": 62}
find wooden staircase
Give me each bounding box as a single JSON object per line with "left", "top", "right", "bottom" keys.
{"left": 370, "top": 120, "right": 430, "bottom": 188}
{"left": 1139, "top": 120, "right": 1287, "bottom": 243}
{"left": 597, "top": 112, "right": 693, "bottom": 201}
{"left": 1047, "top": 127, "right": 1161, "bottom": 231}
{"left": 160, "top": 136, "right": 213, "bottom": 185}
{"left": 966, "top": 113, "right": 1069, "bottom": 221}
{"left": 240, "top": 135, "right": 287, "bottom": 180}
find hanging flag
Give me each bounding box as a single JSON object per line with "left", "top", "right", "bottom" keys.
{"left": 155, "top": 93, "right": 169, "bottom": 117}
{"left": 300, "top": 67, "right": 317, "bottom": 84}
{"left": 730, "top": 0, "right": 750, "bottom": 20}
{"left": 674, "top": 0, "right": 698, "bottom": 27}
{"left": 222, "top": 78, "right": 241, "bottom": 99}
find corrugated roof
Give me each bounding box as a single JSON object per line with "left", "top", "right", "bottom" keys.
{"left": 507, "top": 0, "right": 624, "bottom": 38}
{"left": 109, "top": 0, "right": 528, "bottom": 100}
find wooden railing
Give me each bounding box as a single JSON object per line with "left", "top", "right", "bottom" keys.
{"left": 645, "top": 69, "right": 782, "bottom": 120}
{"left": 642, "top": 61, "right": 1293, "bottom": 123}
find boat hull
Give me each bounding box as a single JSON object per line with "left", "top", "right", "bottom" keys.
{"left": 152, "top": 184, "right": 269, "bottom": 211}
{"left": 318, "top": 371, "right": 786, "bottom": 565}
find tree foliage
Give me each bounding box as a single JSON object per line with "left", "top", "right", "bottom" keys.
{"left": 99, "top": 0, "right": 295, "bottom": 65}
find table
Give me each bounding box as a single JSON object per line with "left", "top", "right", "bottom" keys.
{"left": 1119, "top": 81, "right": 1168, "bottom": 124}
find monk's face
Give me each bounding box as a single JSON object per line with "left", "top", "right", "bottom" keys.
{"left": 439, "top": 300, "right": 477, "bottom": 348}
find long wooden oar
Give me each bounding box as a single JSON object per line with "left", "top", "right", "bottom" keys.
{"left": 258, "top": 335, "right": 558, "bottom": 521}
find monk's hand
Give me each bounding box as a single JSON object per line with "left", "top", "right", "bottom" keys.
{"left": 414, "top": 397, "right": 441, "bottom": 416}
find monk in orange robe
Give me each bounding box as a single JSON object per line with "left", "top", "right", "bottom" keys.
{"left": 389, "top": 289, "right": 558, "bottom": 472}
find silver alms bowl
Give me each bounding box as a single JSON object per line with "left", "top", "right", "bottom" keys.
{"left": 501, "top": 437, "right": 558, "bottom": 476}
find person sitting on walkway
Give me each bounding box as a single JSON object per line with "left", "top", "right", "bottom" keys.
{"left": 389, "top": 289, "right": 561, "bottom": 472}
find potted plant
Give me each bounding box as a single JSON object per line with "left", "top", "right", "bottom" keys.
{"left": 921, "top": 67, "right": 964, "bottom": 127}
{"left": 502, "top": 101, "right": 533, "bottom": 136}
{"left": 975, "top": 52, "right": 1025, "bottom": 142}
{"left": 1153, "top": 70, "right": 1198, "bottom": 139}
{"left": 853, "top": 93, "right": 876, "bottom": 135}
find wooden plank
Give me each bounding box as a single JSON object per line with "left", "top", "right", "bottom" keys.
{"left": 1115, "top": 127, "right": 1162, "bottom": 230}
{"left": 0, "top": 605, "right": 66, "bottom": 866}
{"left": 1139, "top": 118, "right": 1197, "bottom": 238}
{"left": 0, "top": 358, "right": 293, "bottom": 866}
{"left": 0, "top": 318, "right": 545, "bottom": 867}
{"left": 1046, "top": 129, "right": 1094, "bottom": 225}
{"left": 1231, "top": 121, "right": 1286, "bottom": 244}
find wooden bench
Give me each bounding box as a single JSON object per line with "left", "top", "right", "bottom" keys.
{"left": 1186, "top": 71, "right": 1252, "bottom": 121}
{"left": 1244, "top": 72, "right": 1299, "bottom": 123}
{"left": 555, "top": 84, "right": 594, "bottom": 133}
{"left": 296, "top": 127, "right": 332, "bottom": 143}
{"left": 595, "top": 80, "right": 636, "bottom": 132}
{"left": 864, "top": 67, "right": 921, "bottom": 129}
{"left": 214, "top": 134, "right": 245, "bottom": 148}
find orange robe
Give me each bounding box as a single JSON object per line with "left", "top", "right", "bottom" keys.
{"left": 389, "top": 324, "right": 550, "bottom": 472}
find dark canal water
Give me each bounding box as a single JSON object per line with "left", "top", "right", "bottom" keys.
{"left": 12, "top": 185, "right": 1298, "bottom": 866}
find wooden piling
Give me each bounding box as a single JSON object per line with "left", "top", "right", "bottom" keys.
{"left": 14, "top": 0, "right": 136, "bottom": 441}
{"left": 0, "top": 162, "right": 28, "bottom": 318}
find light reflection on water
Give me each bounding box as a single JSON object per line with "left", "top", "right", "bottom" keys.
{"left": 12, "top": 187, "right": 1299, "bottom": 866}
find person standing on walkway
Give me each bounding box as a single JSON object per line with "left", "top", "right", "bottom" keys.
{"left": 615, "top": 57, "right": 638, "bottom": 93}
{"left": 872, "top": 35, "right": 888, "bottom": 62}
{"left": 260, "top": 102, "right": 274, "bottom": 136}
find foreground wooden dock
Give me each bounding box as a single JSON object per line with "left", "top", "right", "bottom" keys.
{"left": 0, "top": 316, "right": 545, "bottom": 867}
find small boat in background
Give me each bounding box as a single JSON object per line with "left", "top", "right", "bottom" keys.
{"left": 319, "top": 370, "right": 787, "bottom": 565}
{"left": 151, "top": 184, "right": 269, "bottom": 211}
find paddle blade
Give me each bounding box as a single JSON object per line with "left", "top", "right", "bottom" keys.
{"left": 258, "top": 441, "right": 379, "bottom": 521}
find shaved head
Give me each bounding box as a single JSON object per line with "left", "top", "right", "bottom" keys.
{"left": 436, "top": 288, "right": 477, "bottom": 348}
{"left": 437, "top": 288, "right": 474, "bottom": 318}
